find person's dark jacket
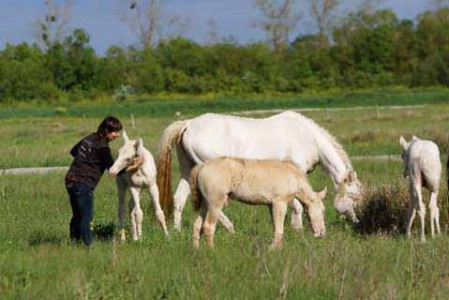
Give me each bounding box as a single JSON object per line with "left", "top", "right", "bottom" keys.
{"left": 65, "top": 133, "right": 114, "bottom": 188}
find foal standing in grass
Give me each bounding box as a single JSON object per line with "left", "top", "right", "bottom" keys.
{"left": 190, "top": 157, "right": 327, "bottom": 249}
{"left": 109, "top": 132, "right": 169, "bottom": 240}
{"left": 400, "top": 136, "right": 441, "bottom": 242}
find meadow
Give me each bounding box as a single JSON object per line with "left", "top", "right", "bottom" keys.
{"left": 2, "top": 91, "right": 449, "bottom": 299}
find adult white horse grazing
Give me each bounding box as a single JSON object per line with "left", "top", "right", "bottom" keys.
{"left": 400, "top": 135, "right": 441, "bottom": 242}
{"left": 109, "top": 132, "right": 169, "bottom": 240}
{"left": 190, "top": 157, "right": 327, "bottom": 249}
{"left": 157, "top": 111, "right": 364, "bottom": 231}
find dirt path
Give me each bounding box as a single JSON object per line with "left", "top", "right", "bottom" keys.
{"left": 232, "top": 105, "right": 424, "bottom": 116}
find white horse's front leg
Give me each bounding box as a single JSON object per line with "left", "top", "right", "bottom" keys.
{"left": 173, "top": 179, "right": 191, "bottom": 231}
{"left": 149, "top": 181, "right": 169, "bottom": 237}
{"left": 290, "top": 198, "right": 303, "bottom": 231}
{"left": 129, "top": 187, "right": 143, "bottom": 241}
{"left": 116, "top": 177, "right": 128, "bottom": 241}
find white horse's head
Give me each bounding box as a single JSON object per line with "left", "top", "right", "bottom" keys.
{"left": 307, "top": 187, "right": 327, "bottom": 237}
{"left": 334, "top": 171, "right": 364, "bottom": 223}
{"left": 109, "top": 131, "right": 144, "bottom": 176}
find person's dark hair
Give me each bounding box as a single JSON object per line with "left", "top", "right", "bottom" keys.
{"left": 97, "top": 116, "right": 123, "bottom": 137}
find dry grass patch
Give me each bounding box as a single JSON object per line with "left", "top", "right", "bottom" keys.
{"left": 353, "top": 184, "right": 409, "bottom": 236}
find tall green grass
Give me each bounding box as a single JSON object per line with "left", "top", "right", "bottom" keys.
{"left": 1, "top": 161, "right": 449, "bottom": 299}
{"left": 1, "top": 90, "right": 448, "bottom": 119}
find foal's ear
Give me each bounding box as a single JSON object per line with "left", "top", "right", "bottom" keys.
{"left": 135, "top": 138, "right": 144, "bottom": 150}
{"left": 122, "top": 131, "right": 129, "bottom": 142}
{"left": 399, "top": 136, "right": 408, "bottom": 150}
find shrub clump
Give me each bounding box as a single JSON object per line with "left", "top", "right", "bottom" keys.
{"left": 353, "top": 184, "right": 409, "bottom": 236}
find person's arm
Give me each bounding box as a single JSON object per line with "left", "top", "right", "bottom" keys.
{"left": 99, "top": 147, "right": 114, "bottom": 170}
{"left": 69, "top": 140, "right": 82, "bottom": 157}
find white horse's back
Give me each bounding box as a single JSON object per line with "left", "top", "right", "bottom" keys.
{"left": 183, "top": 111, "right": 340, "bottom": 173}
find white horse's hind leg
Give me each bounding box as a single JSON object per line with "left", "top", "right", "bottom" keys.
{"left": 129, "top": 187, "right": 143, "bottom": 240}
{"left": 290, "top": 198, "right": 303, "bottom": 231}
{"left": 149, "top": 182, "right": 169, "bottom": 236}
{"left": 116, "top": 177, "right": 127, "bottom": 241}
{"left": 429, "top": 190, "right": 440, "bottom": 237}
{"left": 173, "top": 179, "right": 191, "bottom": 231}
{"left": 218, "top": 212, "right": 235, "bottom": 233}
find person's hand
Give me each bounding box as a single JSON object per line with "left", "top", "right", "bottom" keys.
{"left": 126, "top": 155, "right": 145, "bottom": 171}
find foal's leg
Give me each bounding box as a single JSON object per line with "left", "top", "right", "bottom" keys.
{"left": 203, "top": 196, "right": 227, "bottom": 248}
{"left": 192, "top": 207, "right": 207, "bottom": 248}
{"left": 406, "top": 183, "right": 417, "bottom": 239}
{"left": 270, "top": 201, "right": 288, "bottom": 250}
{"left": 290, "top": 198, "right": 303, "bottom": 231}
{"left": 116, "top": 177, "right": 128, "bottom": 241}
{"left": 413, "top": 184, "right": 426, "bottom": 242}
{"left": 148, "top": 181, "right": 169, "bottom": 236}
{"left": 129, "top": 187, "right": 143, "bottom": 240}
{"left": 429, "top": 190, "right": 440, "bottom": 237}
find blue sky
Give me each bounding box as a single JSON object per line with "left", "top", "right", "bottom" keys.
{"left": 0, "top": 0, "right": 434, "bottom": 55}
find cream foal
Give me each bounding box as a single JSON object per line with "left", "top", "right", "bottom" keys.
{"left": 190, "top": 157, "right": 327, "bottom": 249}
{"left": 400, "top": 135, "right": 441, "bottom": 242}
{"left": 109, "top": 132, "right": 168, "bottom": 240}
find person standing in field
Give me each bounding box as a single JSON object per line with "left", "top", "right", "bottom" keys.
{"left": 65, "top": 116, "right": 124, "bottom": 247}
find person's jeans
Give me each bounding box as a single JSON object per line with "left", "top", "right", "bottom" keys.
{"left": 66, "top": 181, "right": 94, "bottom": 247}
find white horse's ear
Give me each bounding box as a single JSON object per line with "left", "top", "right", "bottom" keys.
{"left": 412, "top": 135, "right": 418, "bottom": 141}
{"left": 399, "top": 136, "right": 407, "bottom": 150}
{"left": 122, "top": 131, "right": 129, "bottom": 142}
{"left": 318, "top": 186, "right": 328, "bottom": 199}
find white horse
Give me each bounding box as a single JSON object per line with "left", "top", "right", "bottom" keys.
{"left": 157, "top": 111, "right": 364, "bottom": 231}
{"left": 109, "top": 132, "right": 168, "bottom": 240}
{"left": 399, "top": 135, "right": 441, "bottom": 242}
{"left": 190, "top": 157, "right": 327, "bottom": 249}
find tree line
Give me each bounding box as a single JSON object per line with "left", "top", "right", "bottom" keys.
{"left": 0, "top": 7, "right": 448, "bottom": 103}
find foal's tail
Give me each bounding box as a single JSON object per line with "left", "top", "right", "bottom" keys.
{"left": 190, "top": 165, "right": 203, "bottom": 212}
{"left": 157, "top": 120, "right": 189, "bottom": 217}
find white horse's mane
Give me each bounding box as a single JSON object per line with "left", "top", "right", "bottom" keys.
{"left": 281, "top": 111, "right": 353, "bottom": 170}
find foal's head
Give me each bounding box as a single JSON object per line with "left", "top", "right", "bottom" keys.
{"left": 109, "top": 131, "right": 144, "bottom": 176}
{"left": 399, "top": 135, "right": 417, "bottom": 178}
{"left": 307, "top": 187, "right": 327, "bottom": 238}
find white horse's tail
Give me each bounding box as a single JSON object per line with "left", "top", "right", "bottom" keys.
{"left": 189, "top": 165, "right": 203, "bottom": 211}
{"left": 157, "top": 120, "right": 189, "bottom": 217}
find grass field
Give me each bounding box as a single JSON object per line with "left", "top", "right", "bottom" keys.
{"left": 1, "top": 92, "right": 449, "bottom": 299}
